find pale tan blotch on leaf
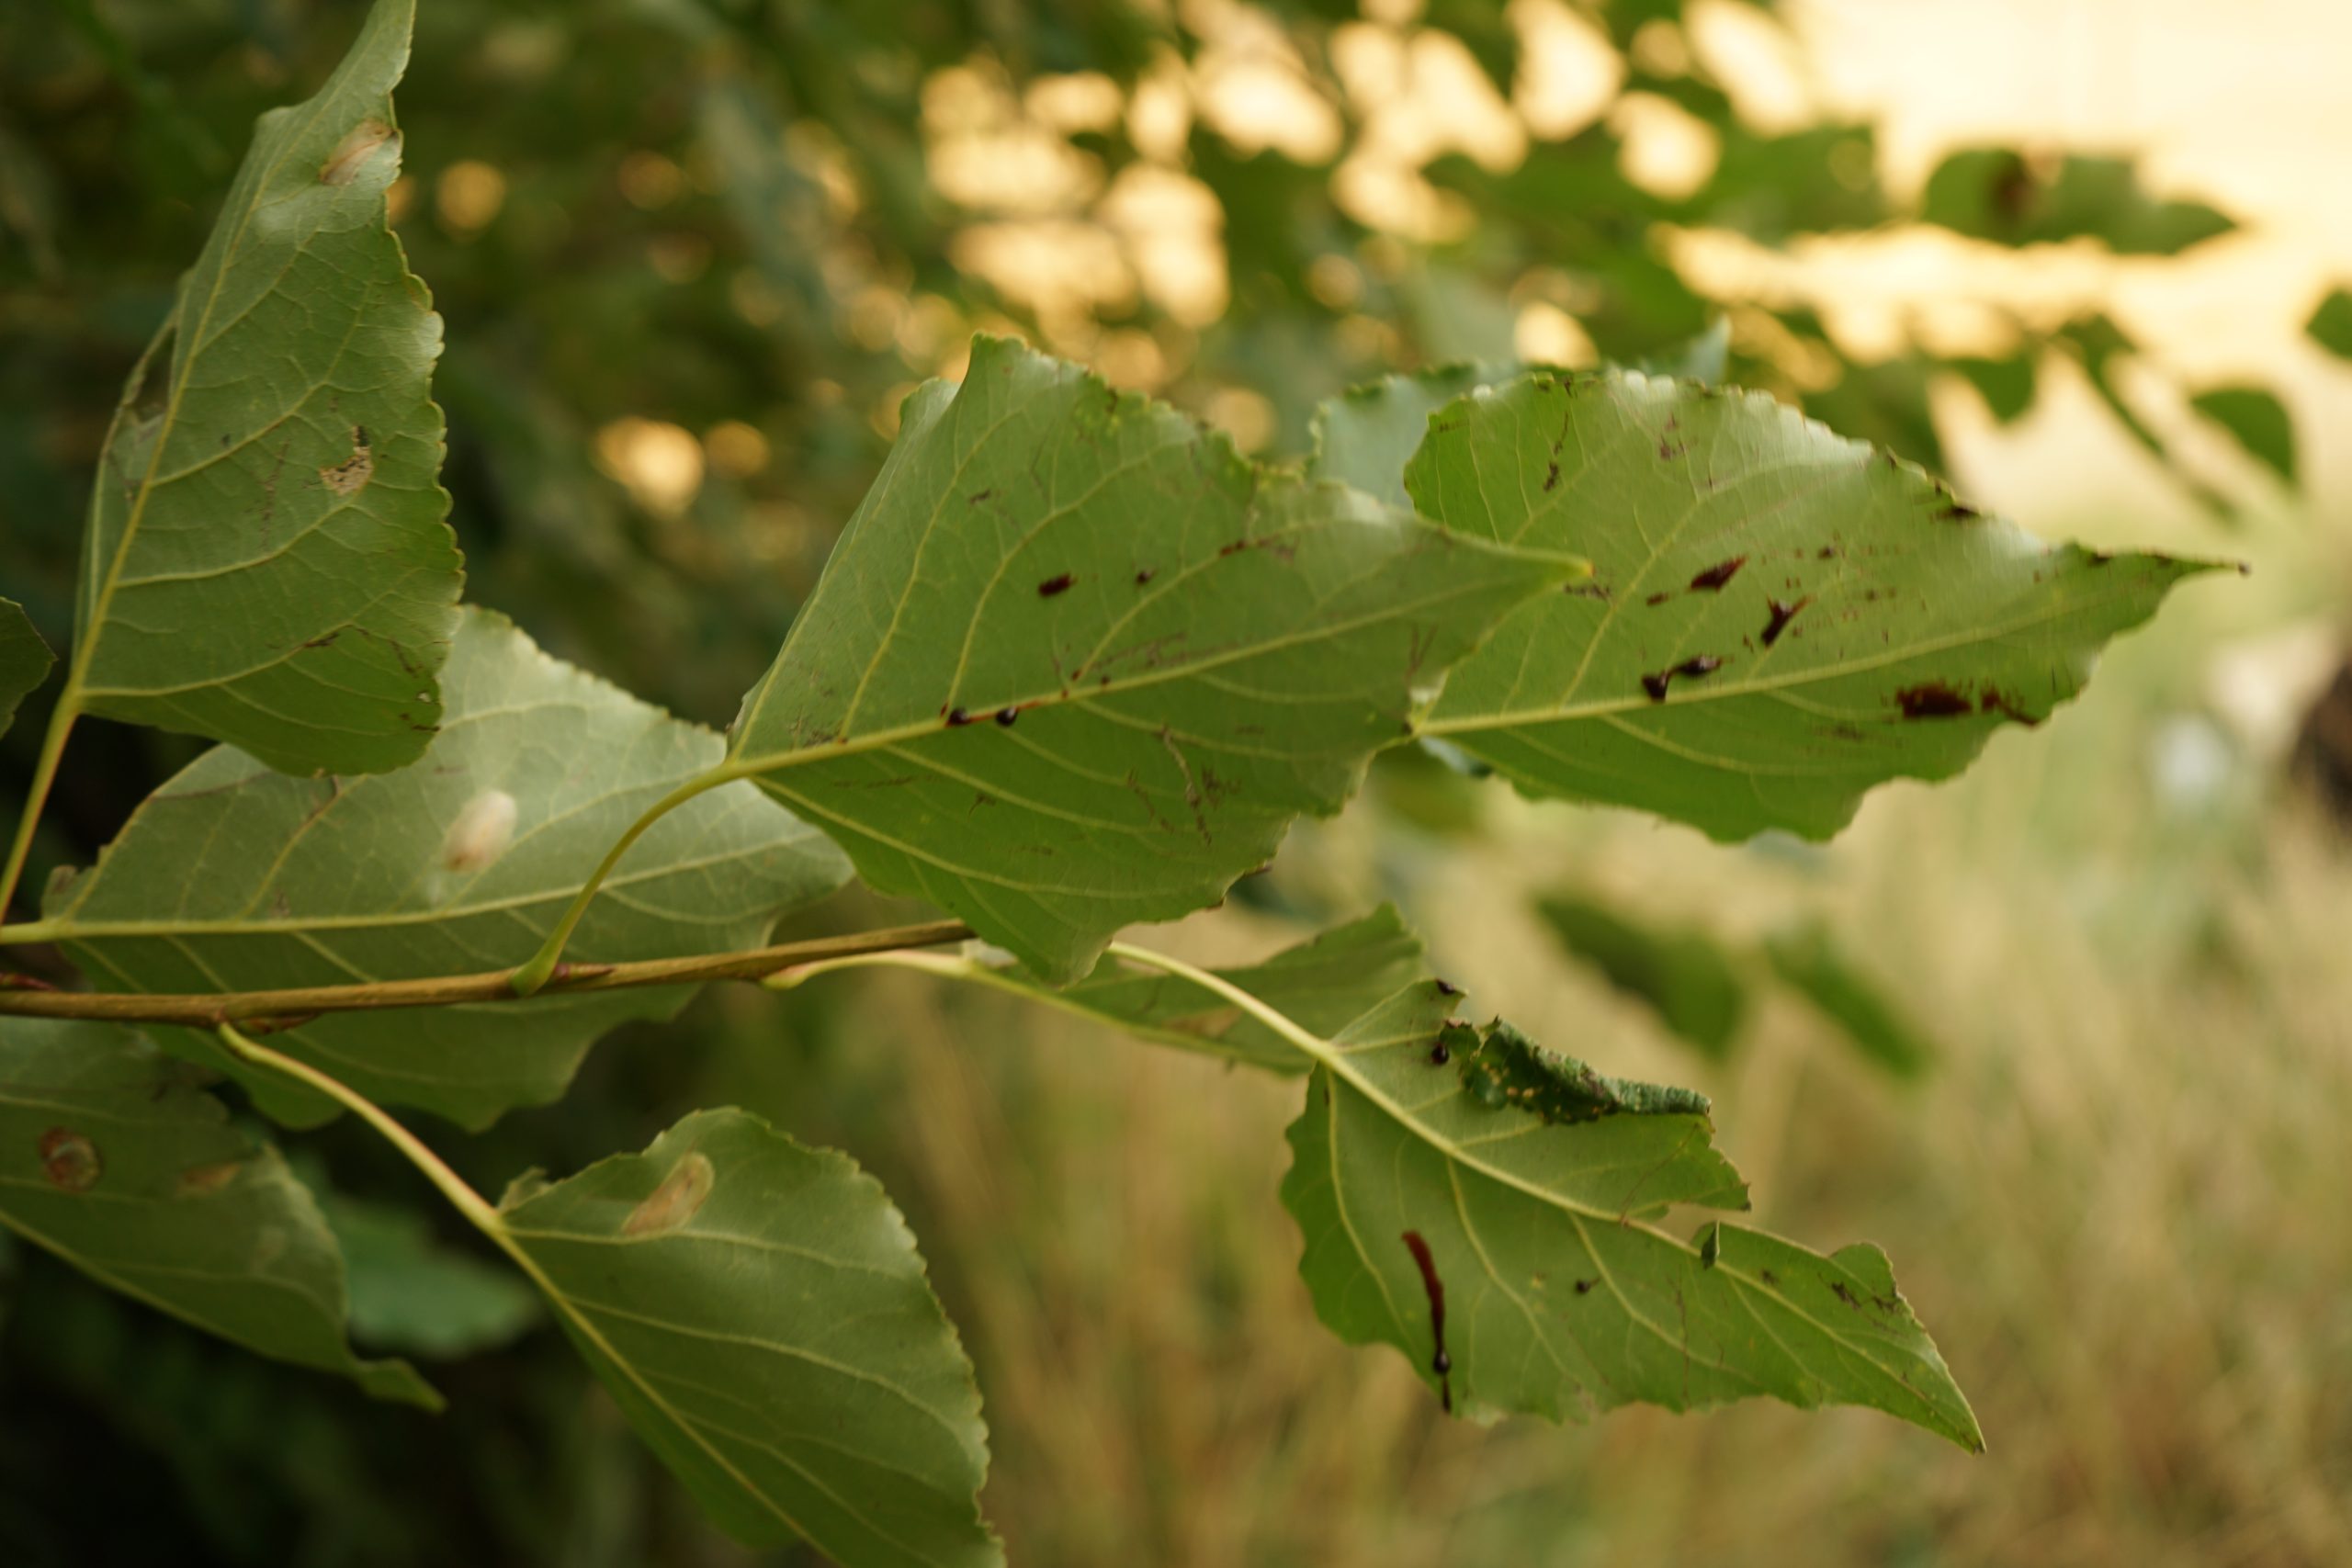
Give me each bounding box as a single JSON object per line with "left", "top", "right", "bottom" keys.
{"left": 622, "top": 1151, "right": 715, "bottom": 1236}
{"left": 438, "top": 787, "right": 518, "bottom": 874}
{"left": 320, "top": 118, "right": 396, "bottom": 186}
{"left": 175, "top": 1160, "right": 246, "bottom": 1200}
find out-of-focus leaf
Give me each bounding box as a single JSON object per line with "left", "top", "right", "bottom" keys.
{"left": 495, "top": 1108, "right": 999, "bottom": 1565}
{"left": 2057, "top": 315, "right": 2235, "bottom": 513}
{"left": 1308, "top": 364, "right": 1501, "bottom": 507}
{"left": 1700, "top": 126, "right": 1884, "bottom": 241}
{"left": 68, "top": 0, "right": 463, "bottom": 775}
{"left": 2306, "top": 287, "right": 2352, "bottom": 361}
{"left": 1919, "top": 147, "right": 2233, "bottom": 255}
{"left": 1764, "top": 924, "right": 1935, "bottom": 1079}
{"left": 2189, "top": 385, "right": 2296, "bottom": 484}
{"left": 0, "top": 596, "right": 51, "bottom": 739}
{"left": 314, "top": 1182, "right": 540, "bottom": 1359}
{"left": 0, "top": 1016, "right": 436, "bottom": 1407}
{"left": 40, "top": 609, "right": 849, "bottom": 1129}
{"left": 723, "top": 335, "right": 1570, "bottom": 982}
{"left": 1948, "top": 355, "right": 2038, "bottom": 424}
{"left": 1536, "top": 894, "right": 1747, "bottom": 1059}
{"left": 967, "top": 903, "right": 1430, "bottom": 1071}
{"left": 1279, "top": 976, "right": 1982, "bottom": 1448}
{"left": 1407, "top": 368, "right": 2218, "bottom": 840}
{"left": 1626, "top": 318, "right": 1731, "bottom": 385}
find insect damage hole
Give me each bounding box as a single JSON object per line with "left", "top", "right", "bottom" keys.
{"left": 319, "top": 425, "right": 374, "bottom": 496}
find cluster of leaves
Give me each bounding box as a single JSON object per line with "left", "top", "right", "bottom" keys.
{"left": 0, "top": 6, "right": 2227, "bottom": 1562}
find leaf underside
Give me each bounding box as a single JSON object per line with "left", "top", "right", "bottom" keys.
{"left": 726, "top": 334, "right": 1569, "bottom": 982}
{"left": 1280, "top": 977, "right": 1983, "bottom": 1450}
{"left": 0, "top": 1016, "right": 435, "bottom": 1407}
{"left": 73, "top": 0, "right": 462, "bottom": 775}
{"left": 43, "top": 609, "right": 848, "bottom": 1129}
{"left": 1401, "top": 369, "right": 2216, "bottom": 840}
{"left": 0, "top": 597, "right": 53, "bottom": 740}
{"left": 497, "top": 1109, "right": 999, "bottom": 1567}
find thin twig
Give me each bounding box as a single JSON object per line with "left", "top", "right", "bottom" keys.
{"left": 0, "top": 919, "right": 974, "bottom": 1029}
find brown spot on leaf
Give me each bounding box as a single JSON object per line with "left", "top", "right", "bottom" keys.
{"left": 1642, "top": 655, "right": 1725, "bottom": 703}
{"left": 39, "top": 1128, "right": 100, "bottom": 1191}
{"left": 1134, "top": 567, "right": 1157, "bottom": 585}
{"left": 319, "top": 425, "right": 373, "bottom": 496}
{"left": 945, "top": 706, "right": 975, "bottom": 727}
{"left": 1977, "top": 689, "right": 2041, "bottom": 726}
{"left": 1934, "top": 502, "right": 1981, "bottom": 522}
{"left": 1543, "top": 460, "right": 1562, "bottom": 491}
{"left": 1761, "top": 596, "right": 1810, "bottom": 648}
{"left": 1688, "top": 557, "right": 1746, "bottom": 592}
{"left": 1645, "top": 592, "right": 1672, "bottom": 607}
{"left": 994, "top": 707, "right": 1020, "bottom": 727}
{"left": 1037, "top": 572, "right": 1075, "bottom": 597}
{"left": 1895, "top": 682, "right": 1973, "bottom": 719}
{"left": 623, "top": 1152, "right": 715, "bottom": 1236}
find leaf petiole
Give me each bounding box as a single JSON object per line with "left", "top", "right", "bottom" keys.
{"left": 508, "top": 765, "right": 735, "bottom": 995}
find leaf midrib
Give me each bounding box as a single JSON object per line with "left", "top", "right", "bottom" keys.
{"left": 726, "top": 552, "right": 1562, "bottom": 777}
{"left": 73, "top": 53, "right": 355, "bottom": 707}
{"left": 1419, "top": 571, "right": 2188, "bottom": 737}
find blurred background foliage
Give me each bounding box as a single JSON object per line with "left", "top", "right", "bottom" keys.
{"left": 4, "top": 0, "right": 2352, "bottom": 1562}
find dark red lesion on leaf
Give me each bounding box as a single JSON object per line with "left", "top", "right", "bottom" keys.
{"left": 1400, "top": 1230, "right": 1453, "bottom": 1412}
{"left": 1894, "top": 682, "right": 1973, "bottom": 719}
{"left": 1688, "top": 556, "right": 1746, "bottom": 592}
{"left": 1760, "top": 596, "right": 1810, "bottom": 648}
{"left": 1037, "top": 573, "right": 1075, "bottom": 597}
{"left": 1642, "top": 655, "right": 1725, "bottom": 702}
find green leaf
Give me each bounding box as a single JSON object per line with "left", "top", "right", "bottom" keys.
{"left": 0, "top": 1015, "right": 437, "bottom": 1407}
{"left": 723, "top": 335, "right": 1571, "bottom": 982}
{"left": 1763, "top": 925, "right": 1935, "bottom": 1079}
{"left": 2188, "top": 385, "right": 2296, "bottom": 485}
{"left": 40, "top": 608, "right": 848, "bottom": 1129}
{"left": 494, "top": 1108, "right": 998, "bottom": 1565}
{"left": 1279, "top": 982, "right": 1982, "bottom": 1449}
{"left": 69, "top": 0, "right": 462, "bottom": 775}
{"left": 313, "top": 1179, "right": 541, "bottom": 1359}
{"left": 1624, "top": 318, "right": 1732, "bottom": 385}
{"left": 0, "top": 596, "right": 52, "bottom": 739}
{"left": 1919, "top": 148, "right": 2232, "bottom": 255}
{"left": 1536, "top": 894, "right": 1748, "bottom": 1060}
{"left": 967, "top": 903, "right": 1430, "bottom": 1072}
{"left": 1309, "top": 364, "right": 1501, "bottom": 509}
{"left": 1407, "top": 369, "right": 2218, "bottom": 840}
{"left": 2306, "top": 287, "right": 2352, "bottom": 361}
